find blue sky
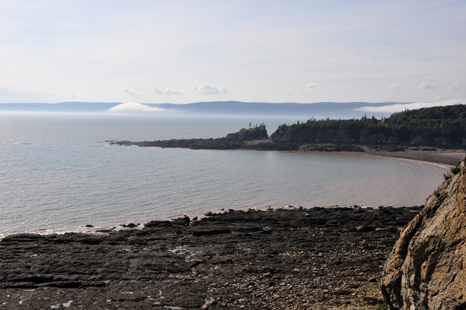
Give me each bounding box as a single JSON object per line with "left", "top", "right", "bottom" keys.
{"left": 0, "top": 0, "right": 465, "bottom": 105}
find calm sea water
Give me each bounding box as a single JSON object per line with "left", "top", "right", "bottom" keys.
{"left": 0, "top": 113, "right": 449, "bottom": 237}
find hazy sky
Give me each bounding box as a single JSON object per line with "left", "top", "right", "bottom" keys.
{"left": 0, "top": 0, "right": 465, "bottom": 104}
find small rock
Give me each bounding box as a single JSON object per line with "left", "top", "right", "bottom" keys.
{"left": 356, "top": 225, "right": 375, "bottom": 232}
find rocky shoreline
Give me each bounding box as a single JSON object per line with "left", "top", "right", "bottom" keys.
{"left": 0, "top": 206, "right": 423, "bottom": 309}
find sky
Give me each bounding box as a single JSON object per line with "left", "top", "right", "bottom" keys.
{"left": 0, "top": 0, "right": 465, "bottom": 105}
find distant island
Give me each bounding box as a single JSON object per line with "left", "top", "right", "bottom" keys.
{"left": 109, "top": 104, "right": 466, "bottom": 165}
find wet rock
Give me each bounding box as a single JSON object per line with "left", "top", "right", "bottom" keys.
{"left": 0, "top": 207, "right": 420, "bottom": 309}
{"left": 121, "top": 223, "right": 138, "bottom": 228}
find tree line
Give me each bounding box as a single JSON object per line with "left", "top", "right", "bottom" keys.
{"left": 273, "top": 104, "right": 466, "bottom": 144}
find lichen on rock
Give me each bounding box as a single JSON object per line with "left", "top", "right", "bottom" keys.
{"left": 381, "top": 156, "right": 466, "bottom": 310}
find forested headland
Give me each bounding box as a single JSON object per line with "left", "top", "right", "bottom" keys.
{"left": 270, "top": 104, "right": 466, "bottom": 146}
{"left": 110, "top": 104, "right": 466, "bottom": 165}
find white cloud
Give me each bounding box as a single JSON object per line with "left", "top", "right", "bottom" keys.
{"left": 153, "top": 87, "right": 183, "bottom": 95}
{"left": 448, "top": 82, "right": 461, "bottom": 90}
{"left": 354, "top": 98, "right": 465, "bottom": 113}
{"left": 419, "top": 83, "right": 436, "bottom": 90}
{"left": 388, "top": 84, "right": 402, "bottom": 91}
{"left": 306, "top": 82, "right": 319, "bottom": 89}
{"left": 109, "top": 102, "right": 166, "bottom": 113}
{"left": 191, "top": 84, "right": 228, "bottom": 95}
{"left": 123, "top": 88, "right": 138, "bottom": 96}
{"left": 434, "top": 96, "right": 445, "bottom": 101}
{"left": 285, "top": 91, "right": 291, "bottom": 96}
{"left": 297, "top": 83, "right": 321, "bottom": 94}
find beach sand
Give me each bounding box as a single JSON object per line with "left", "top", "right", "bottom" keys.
{"left": 369, "top": 151, "right": 464, "bottom": 166}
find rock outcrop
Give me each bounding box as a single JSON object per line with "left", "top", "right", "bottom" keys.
{"left": 381, "top": 156, "right": 466, "bottom": 310}
{"left": 225, "top": 124, "right": 268, "bottom": 141}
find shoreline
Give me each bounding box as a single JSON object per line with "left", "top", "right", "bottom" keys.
{"left": 292, "top": 150, "right": 457, "bottom": 168}
{"left": 1, "top": 140, "right": 458, "bottom": 308}
{"left": 109, "top": 139, "right": 466, "bottom": 166}
{"left": 2, "top": 145, "right": 455, "bottom": 239}
{"left": 0, "top": 206, "right": 422, "bottom": 309}
{"left": 367, "top": 151, "right": 463, "bottom": 166}
{"left": 0, "top": 204, "right": 401, "bottom": 241}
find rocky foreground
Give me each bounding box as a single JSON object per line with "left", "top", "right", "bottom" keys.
{"left": 0, "top": 206, "right": 422, "bottom": 309}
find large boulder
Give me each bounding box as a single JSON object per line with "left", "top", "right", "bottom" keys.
{"left": 381, "top": 156, "right": 466, "bottom": 310}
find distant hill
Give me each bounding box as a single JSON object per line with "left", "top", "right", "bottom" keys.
{"left": 0, "top": 101, "right": 406, "bottom": 118}
{"left": 270, "top": 104, "right": 466, "bottom": 146}
{"left": 0, "top": 102, "right": 118, "bottom": 112}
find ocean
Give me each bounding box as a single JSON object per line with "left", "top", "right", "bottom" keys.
{"left": 0, "top": 113, "right": 449, "bottom": 237}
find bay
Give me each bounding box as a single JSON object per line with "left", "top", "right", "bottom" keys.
{"left": 0, "top": 113, "right": 448, "bottom": 236}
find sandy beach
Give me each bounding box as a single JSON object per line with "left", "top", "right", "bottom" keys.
{"left": 368, "top": 151, "right": 464, "bottom": 166}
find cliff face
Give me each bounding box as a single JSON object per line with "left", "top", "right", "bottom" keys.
{"left": 381, "top": 156, "right": 466, "bottom": 310}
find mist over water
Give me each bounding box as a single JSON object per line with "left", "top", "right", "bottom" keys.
{"left": 0, "top": 113, "right": 449, "bottom": 236}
